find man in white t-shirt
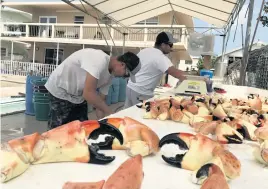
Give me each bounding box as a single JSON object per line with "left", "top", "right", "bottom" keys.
{"left": 45, "top": 48, "right": 140, "bottom": 130}
{"left": 124, "top": 31, "right": 186, "bottom": 109}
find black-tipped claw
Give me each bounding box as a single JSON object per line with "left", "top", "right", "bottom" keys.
{"left": 88, "top": 121, "right": 124, "bottom": 149}
{"left": 161, "top": 154, "right": 183, "bottom": 168}
{"left": 159, "top": 133, "right": 188, "bottom": 150}
{"left": 212, "top": 115, "right": 221, "bottom": 121}
{"left": 196, "top": 163, "right": 213, "bottom": 179}
{"left": 224, "top": 134, "right": 243, "bottom": 144}
{"left": 91, "top": 136, "right": 115, "bottom": 150}
{"left": 88, "top": 145, "right": 115, "bottom": 164}
{"left": 195, "top": 98, "right": 205, "bottom": 103}
{"left": 136, "top": 104, "right": 142, "bottom": 108}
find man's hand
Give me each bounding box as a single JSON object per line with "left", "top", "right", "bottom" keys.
{"left": 95, "top": 93, "right": 112, "bottom": 119}
{"left": 83, "top": 73, "right": 112, "bottom": 118}
{"left": 167, "top": 66, "right": 187, "bottom": 81}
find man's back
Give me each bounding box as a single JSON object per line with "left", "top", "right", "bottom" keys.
{"left": 127, "top": 47, "right": 172, "bottom": 96}
{"left": 45, "top": 48, "right": 111, "bottom": 104}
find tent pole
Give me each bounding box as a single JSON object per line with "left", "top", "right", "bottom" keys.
{"left": 56, "top": 42, "right": 59, "bottom": 66}
{"left": 249, "top": 0, "right": 265, "bottom": 52}
{"left": 239, "top": 0, "right": 254, "bottom": 86}
{"left": 122, "top": 33, "right": 127, "bottom": 54}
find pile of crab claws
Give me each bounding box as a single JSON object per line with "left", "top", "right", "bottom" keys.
{"left": 86, "top": 120, "right": 124, "bottom": 164}
{"left": 159, "top": 133, "right": 189, "bottom": 168}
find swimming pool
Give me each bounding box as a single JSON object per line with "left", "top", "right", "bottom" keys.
{"left": 1, "top": 97, "right": 26, "bottom": 115}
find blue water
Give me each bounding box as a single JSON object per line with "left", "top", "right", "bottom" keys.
{"left": 1, "top": 97, "right": 26, "bottom": 115}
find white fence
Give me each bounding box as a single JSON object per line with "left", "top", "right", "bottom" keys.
{"left": 1, "top": 60, "right": 57, "bottom": 77}
{"left": 1, "top": 23, "right": 186, "bottom": 43}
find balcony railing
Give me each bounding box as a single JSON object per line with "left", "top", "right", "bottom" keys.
{"left": 1, "top": 60, "right": 57, "bottom": 77}
{"left": 1, "top": 23, "right": 187, "bottom": 44}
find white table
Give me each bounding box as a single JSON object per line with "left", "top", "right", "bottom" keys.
{"left": 2, "top": 85, "right": 268, "bottom": 189}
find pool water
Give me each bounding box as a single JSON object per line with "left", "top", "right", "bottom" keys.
{"left": 1, "top": 97, "right": 26, "bottom": 115}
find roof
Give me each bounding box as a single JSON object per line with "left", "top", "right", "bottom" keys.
{"left": 77, "top": 0, "right": 242, "bottom": 28}
{"left": 1, "top": 7, "right": 32, "bottom": 22}
{"left": 217, "top": 41, "right": 268, "bottom": 57}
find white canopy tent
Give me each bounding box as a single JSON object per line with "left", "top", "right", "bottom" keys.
{"left": 82, "top": 0, "right": 238, "bottom": 28}
{"left": 62, "top": 0, "right": 254, "bottom": 86}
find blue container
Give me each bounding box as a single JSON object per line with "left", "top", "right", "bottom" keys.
{"left": 118, "top": 78, "right": 127, "bottom": 102}
{"left": 25, "top": 75, "right": 42, "bottom": 115}
{"left": 106, "top": 86, "right": 113, "bottom": 105}
{"left": 200, "top": 69, "right": 213, "bottom": 79}
{"left": 111, "top": 78, "right": 120, "bottom": 104}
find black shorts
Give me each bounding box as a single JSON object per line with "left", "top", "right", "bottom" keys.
{"left": 47, "top": 93, "right": 88, "bottom": 130}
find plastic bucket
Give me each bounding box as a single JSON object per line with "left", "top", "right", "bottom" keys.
{"left": 111, "top": 78, "right": 120, "bottom": 104}
{"left": 25, "top": 75, "right": 42, "bottom": 115}
{"left": 106, "top": 86, "right": 112, "bottom": 106}
{"left": 88, "top": 104, "right": 93, "bottom": 113}
{"left": 200, "top": 69, "right": 213, "bottom": 79}
{"left": 118, "top": 78, "right": 127, "bottom": 102}
{"left": 33, "top": 101, "right": 50, "bottom": 121}
{"left": 33, "top": 92, "right": 49, "bottom": 97}
{"left": 31, "top": 78, "right": 48, "bottom": 86}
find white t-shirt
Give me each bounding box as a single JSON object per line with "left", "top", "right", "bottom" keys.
{"left": 127, "top": 47, "right": 173, "bottom": 96}
{"left": 45, "top": 48, "right": 113, "bottom": 104}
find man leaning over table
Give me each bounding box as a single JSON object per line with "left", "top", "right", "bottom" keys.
{"left": 45, "top": 48, "right": 141, "bottom": 130}
{"left": 124, "top": 31, "right": 186, "bottom": 109}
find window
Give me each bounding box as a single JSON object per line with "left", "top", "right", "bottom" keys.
{"left": 1, "top": 48, "right": 7, "bottom": 57}
{"left": 101, "top": 16, "right": 112, "bottom": 24}
{"left": 135, "top": 16, "right": 159, "bottom": 25}
{"left": 45, "top": 48, "right": 64, "bottom": 65}
{"left": 74, "top": 16, "right": 84, "bottom": 24}
{"left": 185, "top": 60, "right": 192, "bottom": 65}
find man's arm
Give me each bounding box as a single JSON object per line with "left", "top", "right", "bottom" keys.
{"left": 95, "top": 93, "right": 106, "bottom": 119}
{"left": 83, "top": 73, "right": 112, "bottom": 117}
{"left": 166, "top": 66, "right": 187, "bottom": 81}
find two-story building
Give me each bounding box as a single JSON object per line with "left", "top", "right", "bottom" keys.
{"left": 1, "top": 1, "right": 194, "bottom": 77}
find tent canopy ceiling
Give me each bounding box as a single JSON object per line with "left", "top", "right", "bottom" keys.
{"left": 80, "top": 0, "right": 241, "bottom": 28}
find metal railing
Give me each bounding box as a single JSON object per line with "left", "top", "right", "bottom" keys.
{"left": 1, "top": 23, "right": 186, "bottom": 43}
{"left": 1, "top": 60, "right": 57, "bottom": 77}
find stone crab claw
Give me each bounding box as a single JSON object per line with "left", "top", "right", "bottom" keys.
{"left": 159, "top": 133, "right": 220, "bottom": 171}
{"left": 215, "top": 122, "right": 244, "bottom": 144}
{"left": 248, "top": 94, "right": 262, "bottom": 111}
{"left": 159, "top": 133, "right": 241, "bottom": 180}
{"left": 1, "top": 120, "right": 124, "bottom": 183}
{"left": 253, "top": 126, "right": 268, "bottom": 165}
{"left": 195, "top": 163, "right": 230, "bottom": 189}
{"left": 96, "top": 117, "right": 160, "bottom": 157}
{"left": 83, "top": 120, "right": 124, "bottom": 164}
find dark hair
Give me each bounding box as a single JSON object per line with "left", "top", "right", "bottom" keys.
{"left": 155, "top": 32, "right": 170, "bottom": 47}
{"left": 117, "top": 52, "right": 140, "bottom": 72}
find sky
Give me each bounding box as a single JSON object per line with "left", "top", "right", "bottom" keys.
{"left": 193, "top": 0, "right": 268, "bottom": 55}
{"left": 4, "top": 0, "right": 268, "bottom": 55}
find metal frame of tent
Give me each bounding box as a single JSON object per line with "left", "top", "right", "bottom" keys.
{"left": 61, "top": 0, "right": 260, "bottom": 86}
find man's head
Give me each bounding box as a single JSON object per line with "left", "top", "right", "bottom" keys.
{"left": 110, "top": 52, "right": 141, "bottom": 82}
{"left": 154, "top": 31, "right": 178, "bottom": 54}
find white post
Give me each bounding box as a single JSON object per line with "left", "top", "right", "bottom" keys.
{"left": 11, "top": 41, "right": 14, "bottom": 61}
{"left": 11, "top": 41, "right": 14, "bottom": 74}
{"left": 80, "top": 25, "right": 83, "bottom": 39}
{"left": 25, "top": 24, "right": 29, "bottom": 37}
{"left": 111, "top": 28, "right": 114, "bottom": 39}
{"left": 56, "top": 42, "right": 59, "bottom": 66}
{"left": 110, "top": 46, "right": 113, "bottom": 56}
{"left": 33, "top": 42, "right": 36, "bottom": 64}
{"left": 144, "top": 28, "right": 148, "bottom": 42}
{"left": 51, "top": 25, "right": 55, "bottom": 38}
{"left": 83, "top": 44, "right": 85, "bottom": 49}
